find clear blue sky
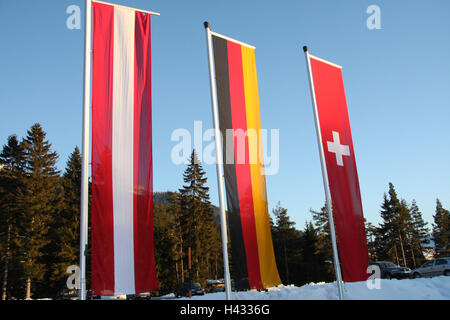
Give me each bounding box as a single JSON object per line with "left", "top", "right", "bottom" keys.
{"left": 1, "top": 0, "right": 449, "bottom": 229}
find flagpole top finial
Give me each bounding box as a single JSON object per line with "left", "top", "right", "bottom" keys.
{"left": 303, "top": 46, "right": 309, "bottom": 53}
{"left": 204, "top": 21, "right": 211, "bottom": 29}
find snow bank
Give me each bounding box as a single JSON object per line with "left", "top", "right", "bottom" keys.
{"left": 180, "top": 276, "right": 450, "bottom": 300}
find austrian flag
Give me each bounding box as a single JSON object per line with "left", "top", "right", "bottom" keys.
{"left": 91, "top": 2, "right": 157, "bottom": 296}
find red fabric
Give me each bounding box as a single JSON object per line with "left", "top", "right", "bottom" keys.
{"left": 91, "top": 2, "right": 115, "bottom": 296}
{"left": 310, "top": 56, "right": 369, "bottom": 282}
{"left": 91, "top": 3, "right": 157, "bottom": 295}
{"left": 133, "top": 11, "right": 158, "bottom": 293}
{"left": 227, "top": 41, "right": 263, "bottom": 289}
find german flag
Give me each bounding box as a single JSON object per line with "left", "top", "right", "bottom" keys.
{"left": 211, "top": 32, "right": 281, "bottom": 290}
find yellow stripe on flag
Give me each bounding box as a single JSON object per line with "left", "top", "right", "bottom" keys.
{"left": 241, "top": 46, "right": 281, "bottom": 288}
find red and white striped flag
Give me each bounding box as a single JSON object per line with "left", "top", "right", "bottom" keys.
{"left": 91, "top": 1, "right": 157, "bottom": 296}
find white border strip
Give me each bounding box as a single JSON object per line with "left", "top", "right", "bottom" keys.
{"left": 92, "top": 0, "right": 161, "bottom": 15}
{"left": 308, "top": 54, "right": 342, "bottom": 69}
{"left": 112, "top": 6, "right": 136, "bottom": 295}
{"left": 210, "top": 31, "right": 256, "bottom": 49}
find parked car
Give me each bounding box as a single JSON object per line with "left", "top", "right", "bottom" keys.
{"left": 126, "top": 292, "right": 152, "bottom": 300}
{"left": 206, "top": 279, "right": 225, "bottom": 293}
{"left": 55, "top": 288, "right": 79, "bottom": 300}
{"left": 368, "top": 261, "right": 411, "bottom": 279}
{"left": 174, "top": 282, "right": 205, "bottom": 298}
{"left": 410, "top": 257, "right": 450, "bottom": 278}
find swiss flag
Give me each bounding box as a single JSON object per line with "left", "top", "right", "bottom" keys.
{"left": 308, "top": 54, "right": 369, "bottom": 282}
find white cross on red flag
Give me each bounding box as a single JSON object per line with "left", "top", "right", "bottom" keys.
{"left": 308, "top": 54, "right": 369, "bottom": 283}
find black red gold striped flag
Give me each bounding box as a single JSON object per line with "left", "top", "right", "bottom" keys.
{"left": 211, "top": 32, "right": 281, "bottom": 290}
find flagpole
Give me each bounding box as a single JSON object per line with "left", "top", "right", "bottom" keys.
{"left": 303, "top": 46, "right": 345, "bottom": 300}
{"left": 204, "top": 21, "right": 232, "bottom": 301}
{"left": 79, "top": 0, "right": 92, "bottom": 301}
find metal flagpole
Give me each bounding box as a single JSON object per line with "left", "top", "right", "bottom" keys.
{"left": 79, "top": 0, "right": 92, "bottom": 301}
{"left": 303, "top": 46, "right": 345, "bottom": 300}
{"left": 204, "top": 21, "right": 232, "bottom": 301}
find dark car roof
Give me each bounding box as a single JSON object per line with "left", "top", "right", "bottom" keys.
{"left": 369, "top": 261, "right": 401, "bottom": 267}
{"left": 177, "top": 282, "right": 202, "bottom": 287}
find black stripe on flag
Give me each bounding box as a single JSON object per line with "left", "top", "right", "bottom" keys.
{"left": 212, "top": 35, "right": 250, "bottom": 290}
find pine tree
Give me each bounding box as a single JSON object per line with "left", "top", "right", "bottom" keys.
{"left": 310, "top": 205, "right": 332, "bottom": 260}
{"left": 365, "top": 221, "right": 379, "bottom": 261}
{"left": 396, "top": 199, "right": 415, "bottom": 267}
{"left": 153, "top": 201, "right": 178, "bottom": 295}
{"left": 168, "top": 192, "right": 185, "bottom": 284}
{"left": 297, "top": 221, "right": 333, "bottom": 284}
{"left": 377, "top": 183, "right": 405, "bottom": 265}
{"left": 410, "top": 200, "right": 429, "bottom": 241}
{"left": 49, "top": 147, "right": 82, "bottom": 295}
{"left": 433, "top": 199, "right": 450, "bottom": 257}
{"left": 377, "top": 183, "right": 423, "bottom": 268}
{"left": 14, "top": 124, "right": 61, "bottom": 299}
{"left": 407, "top": 200, "right": 428, "bottom": 267}
{"left": 177, "top": 150, "right": 218, "bottom": 287}
{"left": 0, "top": 135, "right": 25, "bottom": 300}
{"left": 310, "top": 204, "right": 334, "bottom": 279}
{"left": 272, "top": 202, "right": 298, "bottom": 284}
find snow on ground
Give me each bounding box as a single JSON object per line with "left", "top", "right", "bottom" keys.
{"left": 174, "top": 276, "right": 450, "bottom": 300}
